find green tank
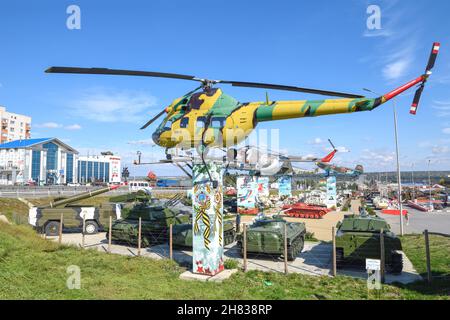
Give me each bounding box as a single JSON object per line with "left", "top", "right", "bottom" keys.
{"left": 236, "top": 216, "right": 306, "bottom": 261}
{"left": 171, "top": 220, "right": 236, "bottom": 248}
{"left": 335, "top": 214, "right": 403, "bottom": 274}
{"left": 106, "top": 194, "right": 190, "bottom": 247}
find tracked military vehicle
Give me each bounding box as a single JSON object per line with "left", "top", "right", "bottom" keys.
{"left": 106, "top": 193, "right": 190, "bottom": 247}
{"left": 172, "top": 220, "right": 236, "bottom": 248}
{"left": 29, "top": 185, "right": 122, "bottom": 236}
{"left": 335, "top": 214, "right": 403, "bottom": 273}
{"left": 236, "top": 216, "right": 306, "bottom": 261}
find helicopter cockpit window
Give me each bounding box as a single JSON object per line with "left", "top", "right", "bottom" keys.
{"left": 180, "top": 117, "right": 189, "bottom": 128}
{"left": 196, "top": 117, "right": 206, "bottom": 128}
{"left": 210, "top": 117, "right": 226, "bottom": 128}
{"left": 163, "top": 119, "right": 172, "bottom": 129}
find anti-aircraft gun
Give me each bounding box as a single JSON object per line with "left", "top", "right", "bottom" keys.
{"left": 107, "top": 193, "right": 191, "bottom": 247}
{"left": 29, "top": 185, "right": 122, "bottom": 236}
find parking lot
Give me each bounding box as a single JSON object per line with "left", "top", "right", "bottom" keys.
{"left": 49, "top": 231, "right": 421, "bottom": 284}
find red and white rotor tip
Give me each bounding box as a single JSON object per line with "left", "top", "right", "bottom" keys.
{"left": 409, "top": 42, "right": 440, "bottom": 115}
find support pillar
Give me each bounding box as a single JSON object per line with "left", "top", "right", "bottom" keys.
{"left": 192, "top": 162, "right": 224, "bottom": 276}
{"left": 326, "top": 176, "right": 337, "bottom": 209}
{"left": 277, "top": 176, "right": 292, "bottom": 198}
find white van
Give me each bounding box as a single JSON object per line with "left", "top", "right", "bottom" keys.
{"left": 128, "top": 180, "right": 152, "bottom": 194}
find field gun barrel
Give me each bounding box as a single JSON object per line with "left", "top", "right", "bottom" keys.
{"left": 41, "top": 185, "right": 121, "bottom": 208}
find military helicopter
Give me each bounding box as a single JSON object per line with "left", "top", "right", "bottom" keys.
{"left": 316, "top": 162, "right": 364, "bottom": 177}
{"left": 45, "top": 42, "right": 439, "bottom": 159}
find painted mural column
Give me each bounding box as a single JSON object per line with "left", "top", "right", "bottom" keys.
{"left": 237, "top": 176, "right": 258, "bottom": 214}
{"left": 192, "top": 161, "right": 224, "bottom": 276}
{"left": 326, "top": 176, "right": 337, "bottom": 209}
{"left": 277, "top": 176, "right": 292, "bottom": 198}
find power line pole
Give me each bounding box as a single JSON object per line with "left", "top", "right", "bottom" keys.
{"left": 393, "top": 100, "right": 404, "bottom": 236}
{"left": 428, "top": 160, "right": 433, "bottom": 211}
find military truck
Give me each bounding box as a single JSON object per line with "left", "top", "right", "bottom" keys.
{"left": 107, "top": 193, "right": 191, "bottom": 247}
{"left": 236, "top": 216, "right": 306, "bottom": 261}
{"left": 29, "top": 185, "right": 122, "bottom": 236}
{"left": 335, "top": 214, "right": 403, "bottom": 273}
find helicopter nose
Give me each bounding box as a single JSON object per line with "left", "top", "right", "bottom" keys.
{"left": 152, "top": 131, "right": 160, "bottom": 145}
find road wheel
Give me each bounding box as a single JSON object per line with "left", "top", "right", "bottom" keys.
{"left": 84, "top": 221, "right": 99, "bottom": 235}
{"left": 336, "top": 248, "right": 344, "bottom": 267}
{"left": 45, "top": 221, "right": 60, "bottom": 237}
{"left": 297, "top": 236, "right": 304, "bottom": 254}
{"left": 287, "top": 245, "right": 296, "bottom": 261}
{"left": 390, "top": 252, "right": 403, "bottom": 274}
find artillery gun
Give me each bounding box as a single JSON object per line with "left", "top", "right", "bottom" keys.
{"left": 335, "top": 214, "right": 403, "bottom": 273}
{"left": 107, "top": 193, "right": 191, "bottom": 246}
{"left": 29, "top": 185, "right": 122, "bottom": 236}
{"left": 236, "top": 216, "right": 306, "bottom": 261}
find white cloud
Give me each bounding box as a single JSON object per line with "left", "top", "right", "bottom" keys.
{"left": 382, "top": 59, "right": 411, "bottom": 81}
{"left": 35, "top": 122, "right": 62, "bottom": 129}
{"left": 64, "top": 124, "right": 82, "bottom": 130}
{"left": 363, "top": 29, "right": 393, "bottom": 38}
{"left": 308, "top": 137, "right": 323, "bottom": 145}
{"left": 432, "top": 146, "right": 450, "bottom": 154}
{"left": 127, "top": 138, "right": 155, "bottom": 146}
{"left": 443, "top": 128, "right": 450, "bottom": 134}
{"left": 336, "top": 146, "right": 350, "bottom": 153}
{"left": 35, "top": 122, "right": 82, "bottom": 130}
{"left": 433, "top": 101, "right": 450, "bottom": 117}
{"left": 67, "top": 88, "right": 158, "bottom": 123}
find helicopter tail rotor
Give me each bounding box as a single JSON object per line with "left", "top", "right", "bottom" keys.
{"left": 410, "top": 42, "right": 440, "bottom": 115}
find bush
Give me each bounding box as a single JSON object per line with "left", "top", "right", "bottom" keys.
{"left": 305, "top": 231, "right": 318, "bottom": 242}
{"left": 224, "top": 259, "right": 239, "bottom": 270}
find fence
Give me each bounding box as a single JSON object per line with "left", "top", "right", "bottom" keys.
{"left": 0, "top": 186, "right": 190, "bottom": 198}
{"left": 44, "top": 215, "right": 449, "bottom": 283}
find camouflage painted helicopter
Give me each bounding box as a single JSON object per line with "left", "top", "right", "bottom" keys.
{"left": 45, "top": 42, "right": 440, "bottom": 158}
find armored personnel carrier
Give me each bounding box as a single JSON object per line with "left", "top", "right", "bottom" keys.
{"left": 335, "top": 214, "right": 403, "bottom": 273}
{"left": 29, "top": 185, "right": 122, "bottom": 236}
{"left": 171, "top": 220, "right": 236, "bottom": 248}
{"left": 107, "top": 193, "right": 190, "bottom": 247}
{"left": 236, "top": 216, "right": 306, "bottom": 261}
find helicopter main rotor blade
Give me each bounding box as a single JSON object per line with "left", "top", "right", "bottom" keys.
{"left": 45, "top": 67, "right": 364, "bottom": 98}
{"left": 140, "top": 109, "right": 166, "bottom": 130}
{"left": 45, "top": 67, "right": 196, "bottom": 80}
{"left": 219, "top": 80, "right": 364, "bottom": 98}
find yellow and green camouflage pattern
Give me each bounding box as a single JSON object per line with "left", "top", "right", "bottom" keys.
{"left": 153, "top": 88, "right": 382, "bottom": 149}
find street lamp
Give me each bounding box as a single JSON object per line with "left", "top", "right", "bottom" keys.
{"left": 364, "top": 88, "right": 404, "bottom": 235}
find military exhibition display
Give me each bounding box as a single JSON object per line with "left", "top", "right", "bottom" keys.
{"left": 1, "top": 0, "right": 449, "bottom": 308}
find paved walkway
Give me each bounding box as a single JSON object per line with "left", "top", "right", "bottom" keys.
{"left": 49, "top": 232, "right": 422, "bottom": 284}
{"left": 379, "top": 208, "right": 450, "bottom": 235}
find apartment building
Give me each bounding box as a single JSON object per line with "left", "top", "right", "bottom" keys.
{"left": 0, "top": 106, "right": 31, "bottom": 143}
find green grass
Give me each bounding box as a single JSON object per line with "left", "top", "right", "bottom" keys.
{"left": 0, "top": 221, "right": 449, "bottom": 300}
{"left": 398, "top": 234, "right": 450, "bottom": 298}
{"left": 0, "top": 198, "right": 29, "bottom": 223}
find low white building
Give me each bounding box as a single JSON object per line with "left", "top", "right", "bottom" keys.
{"left": 0, "top": 138, "right": 78, "bottom": 185}
{"left": 77, "top": 153, "right": 121, "bottom": 184}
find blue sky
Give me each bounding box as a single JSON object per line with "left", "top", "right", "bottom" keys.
{"left": 0, "top": 0, "right": 449, "bottom": 176}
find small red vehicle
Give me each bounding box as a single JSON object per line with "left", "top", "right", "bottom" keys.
{"left": 282, "top": 202, "right": 331, "bottom": 219}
